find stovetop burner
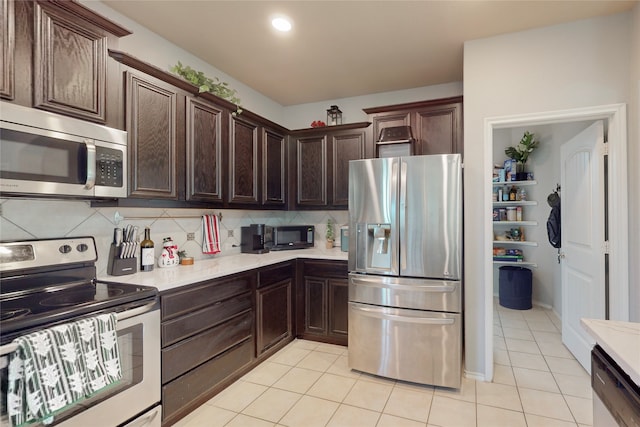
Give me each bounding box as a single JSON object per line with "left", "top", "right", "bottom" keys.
{"left": 40, "top": 287, "right": 125, "bottom": 307}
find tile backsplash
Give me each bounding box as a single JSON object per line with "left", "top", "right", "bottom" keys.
{"left": 0, "top": 198, "right": 347, "bottom": 276}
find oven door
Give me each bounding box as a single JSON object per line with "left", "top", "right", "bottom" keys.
{"left": 0, "top": 302, "right": 160, "bottom": 427}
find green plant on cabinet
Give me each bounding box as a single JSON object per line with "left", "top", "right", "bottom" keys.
{"left": 171, "top": 61, "right": 242, "bottom": 115}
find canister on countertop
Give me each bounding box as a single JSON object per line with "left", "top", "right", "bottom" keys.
{"left": 506, "top": 207, "right": 516, "bottom": 221}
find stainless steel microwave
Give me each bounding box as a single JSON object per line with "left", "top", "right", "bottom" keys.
{"left": 0, "top": 102, "right": 128, "bottom": 198}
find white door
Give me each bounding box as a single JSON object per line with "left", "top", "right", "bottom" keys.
{"left": 560, "top": 120, "right": 606, "bottom": 373}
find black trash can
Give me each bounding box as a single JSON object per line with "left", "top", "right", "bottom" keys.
{"left": 499, "top": 266, "right": 532, "bottom": 310}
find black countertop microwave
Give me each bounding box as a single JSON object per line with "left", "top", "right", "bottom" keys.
{"left": 0, "top": 102, "right": 128, "bottom": 198}
{"left": 271, "top": 225, "right": 315, "bottom": 250}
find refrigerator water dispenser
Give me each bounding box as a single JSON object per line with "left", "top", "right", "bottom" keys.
{"left": 354, "top": 223, "right": 392, "bottom": 271}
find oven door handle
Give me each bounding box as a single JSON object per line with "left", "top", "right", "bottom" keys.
{"left": 0, "top": 301, "right": 158, "bottom": 356}
{"left": 118, "top": 300, "right": 157, "bottom": 321}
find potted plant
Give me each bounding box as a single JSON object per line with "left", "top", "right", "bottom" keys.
{"left": 505, "top": 131, "right": 539, "bottom": 180}
{"left": 325, "top": 219, "right": 335, "bottom": 249}
{"left": 171, "top": 61, "right": 242, "bottom": 115}
{"left": 177, "top": 250, "right": 194, "bottom": 265}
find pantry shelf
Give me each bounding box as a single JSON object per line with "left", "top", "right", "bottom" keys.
{"left": 493, "top": 240, "right": 538, "bottom": 247}
{"left": 493, "top": 180, "right": 537, "bottom": 186}
{"left": 493, "top": 221, "right": 538, "bottom": 226}
{"left": 493, "top": 261, "right": 538, "bottom": 268}
{"left": 493, "top": 201, "right": 538, "bottom": 206}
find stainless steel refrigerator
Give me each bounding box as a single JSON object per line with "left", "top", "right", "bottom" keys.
{"left": 348, "top": 154, "right": 462, "bottom": 388}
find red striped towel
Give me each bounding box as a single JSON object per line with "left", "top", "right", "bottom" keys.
{"left": 202, "top": 214, "right": 221, "bottom": 254}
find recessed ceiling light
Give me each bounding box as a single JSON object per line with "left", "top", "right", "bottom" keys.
{"left": 272, "top": 17, "right": 292, "bottom": 32}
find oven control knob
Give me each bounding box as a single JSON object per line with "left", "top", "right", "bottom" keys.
{"left": 77, "top": 243, "right": 88, "bottom": 252}
{"left": 59, "top": 244, "right": 72, "bottom": 254}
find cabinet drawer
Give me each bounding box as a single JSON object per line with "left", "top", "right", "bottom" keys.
{"left": 161, "top": 272, "right": 255, "bottom": 320}
{"left": 304, "top": 260, "right": 347, "bottom": 278}
{"left": 258, "top": 262, "right": 294, "bottom": 288}
{"left": 162, "top": 338, "right": 253, "bottom": 421}
{"left": 162, "top": 310, "right": 253, "bottom": 383}
{"left": 162, "top": 292, "right": 252, "bottom": 346}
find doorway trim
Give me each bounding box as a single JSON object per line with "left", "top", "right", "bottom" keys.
{"left": 483, "top": 104, "right": 628, "bottom": 382}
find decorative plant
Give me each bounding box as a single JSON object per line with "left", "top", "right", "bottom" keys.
{"left": 177, "top": 250, "right": 188, "bottom": 261}
{"left": 171, "top": 61, "right": 242, "bottom": 115}
{"left": 505, "top": 131, "right": 539, "bottom": 164}
{"left": 326, "top": 219, "right": 335, "bottom": 241}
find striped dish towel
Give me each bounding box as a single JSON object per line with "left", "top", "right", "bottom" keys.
{"left": 202, "top": 214, "right": 221, "bottom": 255}
{"left": 7, "top": 313, "right": 121, "bottom": 427}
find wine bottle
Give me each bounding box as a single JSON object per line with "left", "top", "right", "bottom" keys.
{"left": 140, "top": 227, "right": 155, "bottom": 272}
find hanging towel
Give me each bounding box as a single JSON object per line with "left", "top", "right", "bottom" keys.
{"left": 202, "top": 214, "right": 221, "bottom": 255}
{"left": 7, "top": 313, "right": 121, "bottom": 427}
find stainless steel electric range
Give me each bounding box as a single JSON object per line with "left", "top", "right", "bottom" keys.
{"left": 0, "top": 237, "right": 161, "bottom": 427}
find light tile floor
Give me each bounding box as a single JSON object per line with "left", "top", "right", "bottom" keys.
{"left": 174, "top": 302, "right": 592, "bottom": 427}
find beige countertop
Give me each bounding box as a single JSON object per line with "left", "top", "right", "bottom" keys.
{"left": 581, "top": 318, "right": 640, "bottom": 386}
{"left": 98, "top": 247, "right": 348, "bottom": 293}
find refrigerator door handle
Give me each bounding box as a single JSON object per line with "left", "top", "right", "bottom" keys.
{"left": 399, "top": 159, "right": 408, "bottom": 270}
{"left": 350, "top": 303, "right": 455, "bottom": 325}
{"left": 350, "top": 276, "right": 457, "bottom": 293}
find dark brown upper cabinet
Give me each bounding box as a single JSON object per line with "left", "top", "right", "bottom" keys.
{"left": 126, "top": 71, "right": 180, "bottom": 199}
{"left": 186, "top": 97, "right": 225, "bottom": 203}
{"left": 229, "top": 115, "right": 259, "bottom": 205}
{"left": 105, "top": 50, "right": 288, "bottom": 209}
{"left": 364, "top": 96, "right": 463, "bottom": 157}
{"left": 229, "top": 117, "right": 287, "bottom": 208}
{"left": 262, "top": 128, "right": 287, "bottom": 207}
{"left": 290, "top": 122, "right": 370, "bottom": 210}
{"left": 331, "top": 131, "right": 366, "bottom": 206}
{"left": 294, "top": 134, "right": 327, "bottom": 207}
{"left": 6, "top": 1, "right": 129, "bottom": 126}
{"left": 1, "top": 0, "right": 15, "bottom": 99}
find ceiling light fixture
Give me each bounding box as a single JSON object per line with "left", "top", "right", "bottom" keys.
{"left": 272, "top": 17, "right": 292, "bottom": 32}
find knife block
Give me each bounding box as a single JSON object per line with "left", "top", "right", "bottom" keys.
{"left": 107, "top": 244, "right": 138, "bottom": 276}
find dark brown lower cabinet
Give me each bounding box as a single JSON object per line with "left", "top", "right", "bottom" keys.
{"left": 162, "top": 339, "right": 253, "bottom": 422}
{"left": 160, "top": 272, "right": 256, "bottom": 426}
{"left": 160, "top": 263, "right": 298, "bottom": 426}
{"left": 256, "top": 280, "right": 291, "bottom": 355}
{"left": 328, "top": 278, "right": 349, "bottom": 337}
{"left": 299, "top": 260, "right": 348, "bottom": 346}
{"left": 256, "top": 262, "right": 294, "bottom": 357}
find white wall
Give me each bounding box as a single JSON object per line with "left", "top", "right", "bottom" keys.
{"left": 464, "top": 11, "right": 634, "bottom": 379}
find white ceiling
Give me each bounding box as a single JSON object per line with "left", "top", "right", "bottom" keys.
{"left": 102, "top": 0, "right": 637, "bottom": 106}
